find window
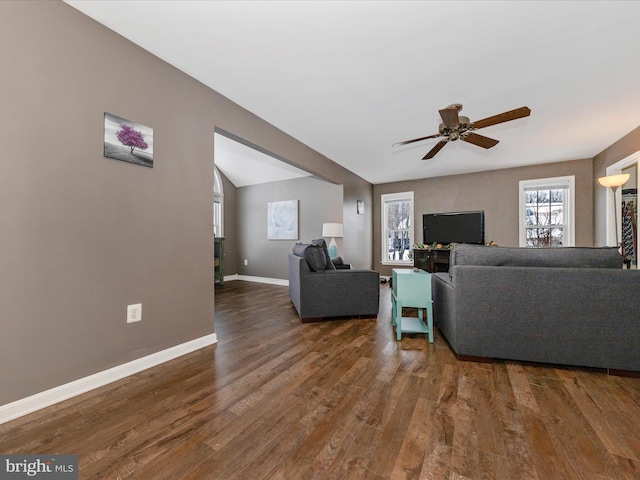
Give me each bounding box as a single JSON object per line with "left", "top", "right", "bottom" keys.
{"left": 519, "top": 176, "right": 574, "bottom": 247}
{"left": 213, "top": 166, "right": 224, "bottom": 237}
{"left": 381, "top": 191, "right": 414, "bottom": 264}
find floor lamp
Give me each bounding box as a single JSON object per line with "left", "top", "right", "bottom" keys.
{"left": 598, "top": 173, "right": 630, "bottom": 247}
{"left": 322, "top": 223, "right": 343, "bottom": 259}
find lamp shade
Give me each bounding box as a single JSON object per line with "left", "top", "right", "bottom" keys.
{"left": 598, "top": 173, "right": 630, "bottom": 188}
{"left": 322, "top": 223, "right": 343, "bottom": 238}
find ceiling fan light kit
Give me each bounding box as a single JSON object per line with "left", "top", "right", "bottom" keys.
{"left": 394, "top": 104, "right": 531, "bottom": 160}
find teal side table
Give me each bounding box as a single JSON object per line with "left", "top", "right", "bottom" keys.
{"left": 391, "top": 268, "right": 433, "bottom": 342}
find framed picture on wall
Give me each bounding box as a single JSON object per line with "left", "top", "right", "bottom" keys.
{"left": 104, "top": 113, "right": 154, "bottom": 168}
{"left": 267, "top": 199, "right": 298, "bottom": 240}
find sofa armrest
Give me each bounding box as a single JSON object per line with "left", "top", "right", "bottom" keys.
{"left": 432, "top": 272, "right": 457, "bottom": 346}
{"left": 331, "top": 257, "right": 351, "bottom": 269}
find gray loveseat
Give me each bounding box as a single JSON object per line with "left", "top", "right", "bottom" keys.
{"left": 433, "top": 243, "right": 640, "bottom": 372}
{"left": 288, "top": 240, "right": 379, "bottom": 322}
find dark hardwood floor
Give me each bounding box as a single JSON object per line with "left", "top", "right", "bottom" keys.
{"left": 2, "top": 280, "right": 640, "bottom": 479}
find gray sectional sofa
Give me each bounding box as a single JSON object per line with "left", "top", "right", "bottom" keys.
{"left": 432, "top": 243, "right": 640, "bottom": 372}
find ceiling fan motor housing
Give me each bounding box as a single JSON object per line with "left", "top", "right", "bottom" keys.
{"left": 439, "top": 115, "right": 471, "bottom": 141}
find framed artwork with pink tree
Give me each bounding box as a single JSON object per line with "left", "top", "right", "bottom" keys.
{"left": 104, "top": 113, "right": 154, "bottom": 167}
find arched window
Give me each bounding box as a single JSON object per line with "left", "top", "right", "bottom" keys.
{"left": 213, "top": 166, "right": 224, "bottom": 237}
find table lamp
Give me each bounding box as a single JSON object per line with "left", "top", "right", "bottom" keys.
{"left": 322, "top": 223, "right": 343, "bottom": 258}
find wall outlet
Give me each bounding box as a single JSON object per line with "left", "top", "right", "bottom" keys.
{"left": 244, "top": 259, "right": 248, "bottom": 266}
{"left": 127, "top": 303, "right": 142, "bottom": 323}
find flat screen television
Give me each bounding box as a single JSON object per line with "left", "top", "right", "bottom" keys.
{"left": 422, "top": 210, "right": 485, "bottom": 245}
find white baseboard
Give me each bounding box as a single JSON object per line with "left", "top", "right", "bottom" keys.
{"left": 0, "top": 333, "right": 218, "bottom": 425}
{"left": 224, "top": 274, "right": 288, "bottom": 286}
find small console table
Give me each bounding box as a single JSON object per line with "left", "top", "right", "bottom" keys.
{"left": 413, "top": 248, "right": 450, "bottom": 273}
{"left": 391, "top": 268, "right": 433, "bottom": 342}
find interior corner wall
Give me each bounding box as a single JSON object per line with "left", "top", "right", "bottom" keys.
{"left": 0, "top": 1, "right": 373, "bottom": 407}
{"left": 237, "top": 177, "right": 343, "bottom": 280}
{"left": 373, "top": 159, "right": 593, "bottom": 277}
{"left": 218, "top": 170, "right": 238, "bottom": 275}
{"left": 593, "top": 125, "right": 640, "bottom": 246}
{"left": 341, "top": 177, "right": 374, "bottom": 270}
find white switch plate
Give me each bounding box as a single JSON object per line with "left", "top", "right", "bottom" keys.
{"left": 127, "top": 303, "right": 142, "bottom": 323}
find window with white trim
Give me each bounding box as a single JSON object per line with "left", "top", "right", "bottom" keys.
{"left": 519, "top": 176, "right": 574, "bottom": 247}
{"left": 213, "top": 166, "right": 224, "bottom": 237}
{"left": 381, "top": 191, "right": 414, "bottom": 264}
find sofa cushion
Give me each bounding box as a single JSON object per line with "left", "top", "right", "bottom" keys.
{"left": 449, "top": 243, "right": 622, "bottom": 272}
{"left": 292, "top": 243, "right": 326, "bottom": 271}
{"left": 311, "top": 238, "right": 336, "bottom": 270}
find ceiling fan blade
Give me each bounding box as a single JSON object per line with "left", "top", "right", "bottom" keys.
{"left": 439, "top": 107, "right": 460, "bottom": 128}
{"left": 392, "top": 133, "right": 442, "bottom": 147}
{"left": 423, "top": 139, "right": 448, "bottom": 160}
{"left": 462, "top": 132, "right": 499, "bottom": 149}
{"left": 472, "top": 106, "right": 531, "bottom": 130}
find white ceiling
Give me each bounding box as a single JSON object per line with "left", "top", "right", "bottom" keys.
{"left": 214, "top": 133, "right": 311, "bottom": 187}
{"left": 66, "top": 1, "right": 640, "bottom": 185}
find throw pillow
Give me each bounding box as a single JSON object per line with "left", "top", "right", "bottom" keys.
{"left": 292, "top": 243, "right": 309, "bottom": 257}
{"left": 311, "top": 238, "right": 336, "bottom": 270}
{"left": 304, "top": 245, "right": 327, "bottom": 271}
{"left": 292, "top": 243, "right": 326, "bottom": 271}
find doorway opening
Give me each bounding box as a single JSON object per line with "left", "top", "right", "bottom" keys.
{"left": 604, "top": 151, "right": 639, "bottom": 269}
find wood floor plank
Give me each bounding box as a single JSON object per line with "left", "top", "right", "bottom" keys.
{"left": 261, "top": 384, "right": 366, "bottom": 478}
{"left": 487, "top": 363, "right": 538, "bottom": 480}
{"left": 389, "top": 396, "right": 432, "bottom": 479}
{"left": 472, "top": 368, "right": 507, "bottom": 459}
{"left": 557, "top": 369, "right": 639, "bottom": 461}
{"left": 419, "top": 440, "right": 452, "bottom": 480}
{"left": 366, "top": 374, "right": 422, "bottom": 478}
{"left": 1, "top": 280, "right": 640, "bottom": 480}
{"left": 531, "top": 373, "right": 623, "bottom": 479}
{"left": 449, "top": 366, "right": 481, "bottom": 480}
{"left": 433, "top": 363, "right": 460, "bottom": 448}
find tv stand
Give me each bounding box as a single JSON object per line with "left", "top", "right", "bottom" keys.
{"left": 413, "top": 248, "right": 450, "bottom": 273}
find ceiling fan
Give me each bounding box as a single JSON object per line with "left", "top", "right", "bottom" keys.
{"left": 393, "top": 104, "right": 531, "bottom": 160}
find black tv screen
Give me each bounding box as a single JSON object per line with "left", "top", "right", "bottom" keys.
{"left": 423, "top": 211, "right": 485, "bottom": 245}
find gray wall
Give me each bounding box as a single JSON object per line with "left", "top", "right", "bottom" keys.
{"left": 218, "top": 169, "right": 238, "bottom": 275}
{"left": 0, "top": 1, "right": 373, "bottom": 406}
{"left": 373, "top": 159, "right": 593, "bottom": 277}
{"left": 341, "top": 175, "right": 374, "bottom": 270}
{"left": 236, "top": 177, "right": 343, "bottom": 279}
